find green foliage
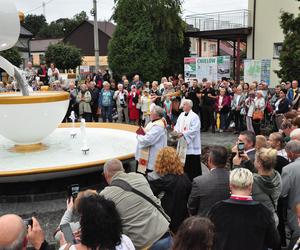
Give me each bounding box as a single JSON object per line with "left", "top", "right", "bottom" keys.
{"left": 108, "top": 0, "right": 189, "bottom": 81}
{"left": 45, "top": 43, "right": 82, "bottom": 70}
{"left": 24, "top": 14, "right": 47, "bottom": 35}
{"left": 276, "top": 8, "right": 300, "bottom": 81}
{"left": 24, "top": 11, "right": 88, "bottom": 39}
{"left": 0, "top": 47, "right": 22, "bottom": 67}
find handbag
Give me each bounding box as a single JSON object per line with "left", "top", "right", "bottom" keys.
{"left": 252, "top": 110, "right": 264, "bottom": 120}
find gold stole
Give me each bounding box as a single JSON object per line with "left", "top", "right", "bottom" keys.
{"left": 137, "top": 119, "right": 166, "bottom": 174}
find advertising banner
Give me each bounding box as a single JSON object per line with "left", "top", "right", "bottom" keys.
{"left": 217, "top": 56, "right": 231, "bottom": 80}
{"left": 244, "top": 60, "right": 262, "bottom": 84}
{"left": 184, "top": 57, "right": 197, "bottom": 81}
{"left": 261, "top": 59, "right": 271, "bottom": 84}
{"left": 244, "top": 59, "right": 271, "bottom": 84}
{"left": 196, "top": 57, "right": 218, "bottom": 82}
{"left": 184, "top": 56, "right": 231, "bottom": 83}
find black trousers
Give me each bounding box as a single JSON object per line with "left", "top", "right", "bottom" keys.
{"left": 252, "top": 119, "right": 261, "bottom": 135}
{"left": 234, "top": 110, "right": 244, "bottom": 132}
{"left": 202, "top": 105, "right": 215, "bottom": 131}
{"left": 184, "top": 154, "right": 202, "bottom": 181}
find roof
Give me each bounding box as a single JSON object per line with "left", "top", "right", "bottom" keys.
{"left": 87, "top": 21, "right": 116, "bottom": 37}
{"left": 20, "top": 25, "right": 33, "bottom": 37}
{"left": 30, "top": 38, "right": 63, "bottom": 52}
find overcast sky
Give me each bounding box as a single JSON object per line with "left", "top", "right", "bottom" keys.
{"left": 14, "top": 0, "right": 248, "bottom": 22}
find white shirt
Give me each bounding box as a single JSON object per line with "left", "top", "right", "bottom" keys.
{"left": 174, "top": 111, "right": 201, "bottom": 155}
{"left": 59, "top": 234, "right": 135, "bottom": 250}
{"left": 218, "top": 96, "right": 223, "bottom": 107}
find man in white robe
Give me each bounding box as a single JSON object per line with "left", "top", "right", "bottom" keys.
{"left": 174, "top": 99, "right": 201, "bottom": 180}
{"left": 135, "top": 105, "right": 167, "bottom": 174}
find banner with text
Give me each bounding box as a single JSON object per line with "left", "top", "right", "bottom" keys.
{"left": 184, "top": 56, "right": 231, "bottom": 83}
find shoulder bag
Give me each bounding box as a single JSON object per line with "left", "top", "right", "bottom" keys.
{"left": 110, "top": 179, "right": 170, "bottom": 222}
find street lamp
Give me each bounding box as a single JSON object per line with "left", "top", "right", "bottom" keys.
{"left": 91, "top": 0, "right": 99, "bottom": 72}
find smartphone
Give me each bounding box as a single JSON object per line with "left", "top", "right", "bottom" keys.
{"left": 60, "top": 223, "right": 76, "bottom": 244}
{"left": 237, "top": 142, "right": 245, "bottom": 155}
{"left": 67, "top": 184, "right": 80, "bottom": 201}
{"left": 23, "top": 218, "right": 33, "bottom": 228}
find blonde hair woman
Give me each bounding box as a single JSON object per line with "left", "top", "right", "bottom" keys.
{"left": 148, "top": 147, "right": 191, "bottom": 233}
{"left": 252, "top": 147, "right": 282, "bottom": 226}
{"left": 255, "top": 135, "right": 268, "bottom": 150}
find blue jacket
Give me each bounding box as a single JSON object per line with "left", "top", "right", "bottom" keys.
{"left": 98, "top": 89, "right": 114, "bottom": 108}
{"left": 287, "top": 88, "right": 299, "bottom": 102}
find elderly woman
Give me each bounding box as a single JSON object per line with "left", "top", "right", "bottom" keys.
{"left": 231, "top": 85, "right": 245, "bottom": 133}
{"left": 57, "top": 191, "right": 134, "bottom": 250}
{"left": 253, "top": 90, "right": 266, "bottom": 135}
{"left": 208, "top": 168, "right": 280, "bottom": 250}
{"left": 128, "top": 85, "right": 140, "bottom": 125}
{"left": 215, "top": 87, "right": 231, "bottom": 132}
{"left": 252, "top": 148, "right": 282, "bottom": 227}
{"left": 98, "top": 81, "right": 115, "bottom": 122}
{"left": 113, "top": 83, "right": 129, "bottom": 123}
{"left": 76, "top": 83, "right": 92, "bottom": 122}
{"left": 148, "top": 146, "right": 191, "bottom": 233}
{"left": 47, "top": 62, "right": 60, "bottom": 84}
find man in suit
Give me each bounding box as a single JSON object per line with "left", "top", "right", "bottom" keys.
{"left": 188, "top": 146, "right": 230, "bottom": 216}
{"left": 281, "top": 140, "right": 300, "bottom": 250}
{"left": 232, "top": 130, "right": 256, "bottom": 173}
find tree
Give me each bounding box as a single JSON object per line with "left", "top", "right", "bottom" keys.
{"left": 108, "top": 0, "right": 189, "bottom": 81}
{"left": 0, "top": 47, "right": 22, "bottom": 67}
{"left": 24, "top": 14, "right": 47, "bottom": 36}
{"left": 36, "top": 11, "right": 89, "bottom": 39}
{"left": 276, "top": 6, "right": 300, "bottom": 81}
{"left": 45, "top": 43, "right": 82, "bottom": 70}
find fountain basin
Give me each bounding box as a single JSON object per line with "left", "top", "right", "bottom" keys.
{"left": 0, "top": 123, "right": 138, "bottom": 183}
{"left": 0, "top": 91, "right": 69, "bottom": 145}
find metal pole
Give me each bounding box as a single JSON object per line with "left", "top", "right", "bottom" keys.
{"left": 42, "top": 2, "right": 46, "bottom": 18}
{"left": 93, "top": 0, "right": 100, "bottom": 72}
{"left": 236, "top": 38, "right": 241, "bottom": 84}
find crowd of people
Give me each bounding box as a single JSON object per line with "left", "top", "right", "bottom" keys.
{"left": 2, "top": 61, "right": 300, "bottom": 136}
{"left": 2, "top": 63, "right": 300, "bottom": 250}
{"left": 1, "top": 135, "right": 300, "bottom": 250}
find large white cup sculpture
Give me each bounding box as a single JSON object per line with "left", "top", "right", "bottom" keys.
{"left": 0, "top": 0, "right": 69, "bottom": 147}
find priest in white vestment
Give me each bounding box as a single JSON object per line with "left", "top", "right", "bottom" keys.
{"left": 174, "top": 99, "right": 201, "bottom": 180}
{"left": 135, "top": 105, "right": 167, "bottom": 174}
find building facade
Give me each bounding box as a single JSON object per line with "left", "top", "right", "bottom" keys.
{"left": 247, "top": 0, "right": 300, "bottom": 86}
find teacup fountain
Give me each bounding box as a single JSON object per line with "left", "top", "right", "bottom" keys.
{"left": 0, "top": 0, "right": 137, "bottom": 184}
{"left": 0, "top": 0, "right": 69, "bottom": 149}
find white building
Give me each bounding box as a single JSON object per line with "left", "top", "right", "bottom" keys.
{"left": 247, "top": 0, "right": 300, "bottom": 86}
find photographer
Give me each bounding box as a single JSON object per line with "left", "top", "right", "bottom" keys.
{"left": 232, "top": 131, "right": 256, "bottom": 173}
{"left": 113, "top": 84, "right": 129, "bottom": 123}
{"left": 57, "top": 191, "right": 134, "bottom": 250}
{"left": 0, "top": 214, "right": 49, "bottom": 250}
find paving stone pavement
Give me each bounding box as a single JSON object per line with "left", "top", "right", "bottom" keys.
{"left": 0, "top": 131, "right": 238, "bottom": 245}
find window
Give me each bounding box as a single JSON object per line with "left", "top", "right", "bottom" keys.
{"left": 273, "top": 43, "right": 283, "bottom": 59}
{"left": 210, "top": 44, "right": 217, "bottom": 52}
{"left": 203, "top": 42, "right": 207, "bottom": 52}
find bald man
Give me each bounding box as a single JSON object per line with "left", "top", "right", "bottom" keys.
{"left": 0, "top": 215, "right": 47, "bottom": 250}
{"left": 0, "top": 214, "right": 27, "bottom": 250}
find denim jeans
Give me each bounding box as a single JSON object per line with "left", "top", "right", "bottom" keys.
{"left": 220, "top": 112, "right": 228, "bottom": 130}
{"left": 102, "top": 106, "right": 113, "bottom": 122}
{"left": 149, "top": 235, "right": 172, "bottom": 250}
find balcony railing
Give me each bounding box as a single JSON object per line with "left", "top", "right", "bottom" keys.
{"left": 185, "top": 9, "right": 251, "bottom": 32}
